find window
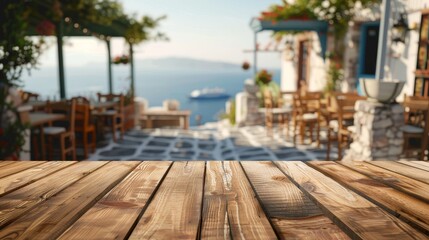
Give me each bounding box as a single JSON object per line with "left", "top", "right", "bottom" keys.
{"left": 358, "top": 22, "right": 380, "bottom": 78}
{"left": 414, "top": 13, "right": 429, "bottom": 96}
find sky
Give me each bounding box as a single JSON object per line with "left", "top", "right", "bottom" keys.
{"left": 36, "top": 0, "right": 283, "bottom": 69}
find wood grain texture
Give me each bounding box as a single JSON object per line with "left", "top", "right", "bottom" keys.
{"left": 370, "top": 161, "right": 429, "bottom": 184}
{"left": 0, "top": 161, "right": 15, "bottom": 168}
{"left": 275, "top": 161, "right": 427, "bottom": 239}
{"left": 201, "top": 161, "right": 277, "bottom": 240}
{"left": 129, "top": 161, "right": 205, "bottom": 239}
{"left": 0, "top": 161, "right": 139, "bottom": 239}
{"left": 341, "top": 161, "right": 429, "bottom": 203}
{"left": 416, "top": 161, "right": 429, "bottom": 167}
{"left": 241, "top": 161, "right": 349, "bottom": 240}
{"left": 200, "top": 161, "right": 231, "bottom": 240}
{"left": 309, "top": 161, "right": 429, "bottom": 233}
{"left": 0, "top": 161, "right": 106, "bottom": 228}
{"left": 0, "top": 161, "right": 75, "bottom": 197}
{"left": 59, "top": 161, "right": 171, "bottom": 239}
{"left": 399, "top": 160, "right": 429, "bottom": 172}
{"left": 0, "top": 161, "right": 45, "bottom": 178}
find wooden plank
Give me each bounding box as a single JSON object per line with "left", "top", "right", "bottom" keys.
{"left": 0, "top": 161, "right": 139, "bottom": 239}
{"left": 0, "top": 161, "right": 76, "bottom": 197}
{"left": 0, "top": 161, "right": 15, "bottom": 168}
{"left": 201, "top": 161, "right": 277, "bottom": 240}
{"left": 59, "top": 161, "right": 171, "bottom": 239}
{"left": 0, "top": 161, "right": 106, "bottom": 228}
{"left": 416, "top": 161, "right": 429, "bottom": 167}
{"left": 370, "top": 161, "right": 429, "bottom": 184}
{"left": 399, "top": 160, "right": 429, "bottom": 172}
{"left": 0, "top": 161, "right": 45, "bottom": 178}
{"left": 199, "top": 161, "right": 230, "bottom": 240}
{"left": 309, "top": 161, "right": 429, "bottom": 233}
{"left": 341, "top": 161, "right": 429, "bottom": 203}
{"left": 275, "top": 161, "right": 427, "bottom": 239}
{"left": 241, "top": 161, "right": 349, "bottom": 239}
{"left": 129, "top": 161, "right": 205, "bottom": 239}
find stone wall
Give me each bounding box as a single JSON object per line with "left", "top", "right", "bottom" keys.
{"left": 236, "top": 80, "right": 263, "bottom": 126}
{"left": 345, "top": 100, "right": 404, "bottom": 161}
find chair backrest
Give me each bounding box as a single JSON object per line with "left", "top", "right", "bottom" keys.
{"left": 74, "top": 103, "right": 91, "bottom": 131}
{"left": 97, "top": 93, "right": 124, "bottom": 114}
{"left": 294, "top": 91, "right": 321, "bottom": 113}
{"left": 263, "top": 88, "right": 274, "bottom": 109}
{"left": 21, "top": 91, "right": 39, "bottom": 103}
{"left": 403, "top": 96, "right": 429, "bottom": 129}
{"left": 46, "top": 100, "right": 76, "bottom": 133}
{"left": 70, "top": 96, "right": 90, "bottom": 105}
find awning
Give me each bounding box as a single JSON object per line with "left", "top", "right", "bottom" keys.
{"left": 249, "top": 18, "right": 329, "bottom": 71}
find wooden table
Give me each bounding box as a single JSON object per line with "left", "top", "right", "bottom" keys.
{"left": 28, "top": 113, "right": 66, "bottom": 160}
{"left": 22, "top": 101, "right": 47, "bottom": 111}
{"left": 90, "top": 101, "right": 116, "bottom": 111}
{"left": 0, "top": 160, "right": 428, "bottom": 239}
{"left": 142, "top": 110, "right": 191, "bottom": 129}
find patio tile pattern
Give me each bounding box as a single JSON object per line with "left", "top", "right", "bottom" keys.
{"left": 88, "top": 125, "right": 338, "bottom": 161}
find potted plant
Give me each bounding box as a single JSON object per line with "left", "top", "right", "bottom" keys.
{"left": 255, "top": 70, "right": 280, "bottom": 107}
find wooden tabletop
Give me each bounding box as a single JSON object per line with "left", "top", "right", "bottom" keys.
{"left": 28, "top": 113, "right": 66, "bottom": 127}
{"left": 0, "top": 160, "right": 428, "bottom": 239}
{"left": 90, "top": 101, "right": 116, "bottom": 110}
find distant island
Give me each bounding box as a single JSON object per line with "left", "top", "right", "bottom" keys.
{"left": 136, "top": 57, "right": 242, "bottom": 72}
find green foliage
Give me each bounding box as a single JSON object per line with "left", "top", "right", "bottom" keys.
{"left": 324, "top": 62, "right": 344, "bottom": 93}
{"left": 0, "top": 0, "right": 41, "bottom": 159}
{"left": 261, "top": 0, "right": 317, "bottom": 21}
{"left": 255, "top": 69, "right": 273, "bottom": 86}
{"left": 261, "top": 0, "right": 380, "bottom": 40}
{"left": 254, "top": 70, "right": 280, "bottom": 107}
{"left": 27, "top": 0, "right": 167, "bottom": 44}
{"left": 228, "top": 100, "right": 236, "bottom": 125}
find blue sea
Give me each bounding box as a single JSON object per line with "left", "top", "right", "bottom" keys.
{"left": 22, "top": 65, "right": 280, "bottom": 126}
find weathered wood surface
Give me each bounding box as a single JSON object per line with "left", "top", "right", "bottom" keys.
{"left": 309, "top": 161, "right": 429, "bottom": 233}
{"left": 0, "top": 160, "right": 427, "bottom": 239}
{"left": 60, "top": 161, "right": 171, "bottom": 239}
{"left": 399, "top": 160, "right": 429, "bottom": 172}
{"left": 129, "top": 161, "right": 205, "bottom": 239}
{"left": 275, "top": 161, "right": 428, "bottom": 239}
{"left": 341, "top": 161, "right": 429, "bottom": 203}
{"left": 201, "top": 161, "right": 277, "bottom": 239}
{"left": 370, "top": 161, "right": 429, "bottom": 184}
{"left": 241, "top": 161, "right": 349, "bottom": 239}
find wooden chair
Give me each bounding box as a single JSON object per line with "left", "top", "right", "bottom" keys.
{"left": 326, "top": 93, "right": 365, "bottom": 160}
{"left": 44, "top": 100, "right": 76, "bottom": 160}
{"left": 292, "top": 91, "right": 321, "bottom": 145}
{"left": 74, "top": 102, "right": 96, "bottom": 159}
{"left": 70, "top": 96, "right": 90, "bottom": 104}
{"left": 402, "top": 96, "right": 429, "bottom": 160}
{"left": 21, "top": 91, "right": 39, "bottom": 103}
{"left": 95, "top": 93, "right": 125, "bottom": 142}
{"left": 261, "top": 89, "right": 292, "bottom": 137}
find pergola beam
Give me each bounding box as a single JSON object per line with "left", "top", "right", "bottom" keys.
{"left": 56, "top": 20, "right": 66, "bottom": 99}
{"left": 106, "top": 40, "right": 113, "bottom": 94}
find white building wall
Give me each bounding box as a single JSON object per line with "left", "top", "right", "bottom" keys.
{"left": 279, "top": 0, "right": 429, "bottom": 97}
{"left": 280, "top": 32, "right": 327, "bottom": 93}
{"left": 307, "top": 32, "right": 327, "bottom": 92}
{"left": 280, "top": 52, "right": 297, "bottom": 92}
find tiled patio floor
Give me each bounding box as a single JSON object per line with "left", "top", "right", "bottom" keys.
{"left": 88, "top": 123, "right": 337, "bottom": 161}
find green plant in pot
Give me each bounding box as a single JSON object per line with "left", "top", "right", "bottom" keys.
{"left": 255, "top": 70, "right": 280, "bottom": 107}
